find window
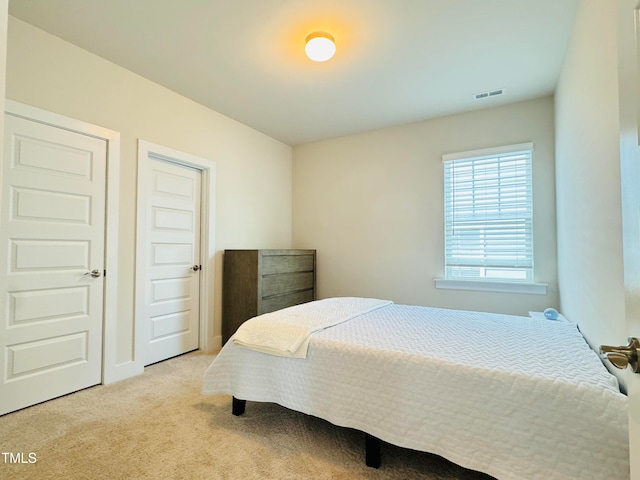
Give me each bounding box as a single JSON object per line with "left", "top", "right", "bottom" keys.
{"left": 442, "top": 143, "right": 534, "bottom": 283}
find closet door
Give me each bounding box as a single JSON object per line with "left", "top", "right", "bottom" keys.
{"left": 0, "top": 113, "right": 107, "bottom": 415}
{"left": 138, "top": 156, "right": 202, "bottom": 366}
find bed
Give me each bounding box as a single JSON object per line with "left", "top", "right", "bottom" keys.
{"left": 201, "top": 297, "right": 629, "bottom": 480}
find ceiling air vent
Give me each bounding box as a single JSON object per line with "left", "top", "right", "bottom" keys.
{"left": 473, "top": 88, "right": 505, "bottom": 100}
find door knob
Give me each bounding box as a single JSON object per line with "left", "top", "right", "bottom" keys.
{"left": 599, "top": 337, "right": 640, "bottom": 373}
{"left": 83, "top": 269, "right": 102, "bottom": 278}
{"left": 191, "top": 265, "right": 201, "bottom": 272}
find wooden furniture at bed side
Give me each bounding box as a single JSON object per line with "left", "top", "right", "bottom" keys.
{"left": 222, "top": 249, "right": 316, "bottom": 344}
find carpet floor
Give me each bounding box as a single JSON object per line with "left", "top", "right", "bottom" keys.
{"left": 0, "top": 351, "right": 494, "bottom": 479}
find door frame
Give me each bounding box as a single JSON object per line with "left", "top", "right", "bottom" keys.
{"left": 135, "top": 139, "right": 217, "bottom": 363}
{"left": 3, "top": 99, "right": 122, "bottom": 384}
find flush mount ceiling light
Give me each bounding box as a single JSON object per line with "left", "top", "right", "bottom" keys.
{"left": 305, "top": 32, "right": 336, "bottom": 62}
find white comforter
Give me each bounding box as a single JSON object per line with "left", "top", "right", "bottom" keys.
{"left": 202, "top": 300, "right": 629, "bottom": 480}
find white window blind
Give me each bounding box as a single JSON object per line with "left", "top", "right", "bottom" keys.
{"left": 443, "top": 143, "right": 534, "bottom": 282}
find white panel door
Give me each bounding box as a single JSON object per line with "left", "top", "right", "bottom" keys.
{"left": 0, "top": 114, "right": 106, "bottom": 415}
{"left": 613, "top": 2, "right": 640, "bottom": 478}
{"left": 142, "top": 158, "right": 201, "bottom": 365}
{"left": 621, "top": 2, "right": 640, "bottom": 478}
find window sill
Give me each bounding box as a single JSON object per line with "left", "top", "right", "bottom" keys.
{"left": 434, "top": 279, "right": 547, "bottom": 295}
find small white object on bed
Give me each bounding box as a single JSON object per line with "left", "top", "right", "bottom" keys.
{"left": 202, "top": 297, "right": 629, "bottom": 480}
{"left": 232, "top": 297, "right": 392, "bottom": 358}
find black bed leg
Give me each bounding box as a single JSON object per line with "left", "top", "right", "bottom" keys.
{"left": 232, "top": 397, "right": 246, "bottom": 416}
{"left": 365, "top": 433, "right": 381, "bottom": 468}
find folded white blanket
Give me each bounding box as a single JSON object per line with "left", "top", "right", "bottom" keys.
{"left": 232, "top": 297, "right": 393, "bottom": 358}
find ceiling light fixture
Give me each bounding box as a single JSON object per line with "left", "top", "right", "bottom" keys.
{"left": 305, "top": 32, "right": 336, "bottom": 62}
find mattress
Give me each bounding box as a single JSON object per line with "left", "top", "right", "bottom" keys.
{"left": 202, "top": 300, "right": 629, "bottom": 480}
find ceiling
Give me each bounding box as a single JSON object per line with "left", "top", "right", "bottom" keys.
{"left": 7, "top": 0, "right": 580, "bottom": 146}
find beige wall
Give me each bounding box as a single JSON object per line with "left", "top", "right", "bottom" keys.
{"left": 554, "top": 1, "right": 627, "bottom": 353}
{"left": 293, "top": 97, "right": 558, "bottom": 316}
{"left": 5, "top": 17, "right": 292, "bottom": 377}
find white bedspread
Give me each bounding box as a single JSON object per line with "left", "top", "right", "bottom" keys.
{"left": 232, "top": 297, "right": 392, "bottom": 358}
{"left": 202, "top": 300, "right": 629, "bottom": 480}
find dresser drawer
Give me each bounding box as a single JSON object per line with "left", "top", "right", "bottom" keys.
{"left": 262, "top": 271, "right": 314, "bottom": 297}
{"left": 261, "top": 254, "right": 314, "bottom": 275}
{"left": 260, "top": 289, "right": 315, "bottom": 314}
{"left": 223, "top": 249, "right": 316, "bottom": 344}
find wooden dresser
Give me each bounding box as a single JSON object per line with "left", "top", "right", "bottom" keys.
{"left": 222, "top": 249, "right": 316, "bottom": 343}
